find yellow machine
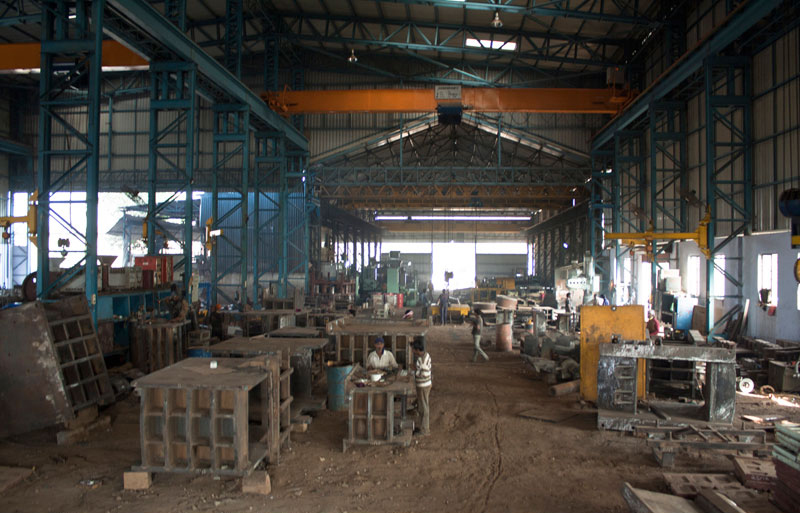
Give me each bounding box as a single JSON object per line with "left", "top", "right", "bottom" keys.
{"left": 430, "top": 300, "right": 471, "bottom": 322}
{"left": 605, "top": 209, "right": 711, "bottom": 259}
{"left": 0, "top": 190, "right": 37, "bottom": 245}
{"left": 470, "top": 276, "right": 515, "bottom": 303}
{"left": 580, "top": 305, "right": 647, "bottom": 402}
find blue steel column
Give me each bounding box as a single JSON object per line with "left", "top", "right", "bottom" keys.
{"left": 163, "top": 0, "right": 186, "bottom": 31}
{"left": 280, "top": 150, "right": 311, "bottom": 296}
{"left": 704, "top": 56, "right": 752, "bottom": 333}
{"left": 147, "top": 62, "right": 196, "bottom": 293}
{"left": 37, "top": 0, "right": 104, "bottom": 323}
{"left": 210, "top": 104, "right": 250, "bottom": 307}
{"left": 649, "top": 101, "right": 687, "bottom": 296}
{"left": 253, "top": 132, "right": 284, "bottom": 299}
{"left": 590, "top": 149, "right": 614, "bottom": 294}
{"left": 614, "top": 130, "right": 645, "bottom": 303}
{"left": 264, "top": 34, "right": 279, "bottom": 91}
{"left": 224, "top": 0, "right": 243, "bottom": 78}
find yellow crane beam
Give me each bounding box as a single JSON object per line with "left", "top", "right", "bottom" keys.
{"left": 605, "top": 210, "right": 711, "bottom": 258}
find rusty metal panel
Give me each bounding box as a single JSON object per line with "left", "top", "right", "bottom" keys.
{"left": 579, "top": 305, "right": 647, "bottom": 402}
{"left": 0, "top": 302, "right": 74, "bottom": 437}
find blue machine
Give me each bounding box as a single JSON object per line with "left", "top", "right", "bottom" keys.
{"left": 661, "top": 293, "right": 698, "bottom": 331}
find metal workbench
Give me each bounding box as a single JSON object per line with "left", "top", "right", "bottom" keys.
{"left": 597, "top": 343, "right": 736, "bottom": 431}
{"left": 330, "top": 320, "right": 428, "bottom": 368}
{"left": 343, "top": 367, "right": 415, "bottom": 451}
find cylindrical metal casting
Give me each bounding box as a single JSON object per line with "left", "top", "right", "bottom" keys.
{"left": 496, "top": 323, "right": 513, "bottom": 351}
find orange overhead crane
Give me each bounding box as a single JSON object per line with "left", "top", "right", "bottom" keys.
{"left": 262, "top": 86, "right": 634, "bottom": 115}
{"left": 0, "top": 41, "right": 148, "bottom": 71}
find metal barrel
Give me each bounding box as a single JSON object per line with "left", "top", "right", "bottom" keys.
{"left": 326, "top": 363, "right": 354, "bottom": 411}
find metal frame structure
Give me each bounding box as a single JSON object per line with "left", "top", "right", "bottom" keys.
{"left": 704, "top": 56, "right": 752, "bottom": 332}
{"left": 210, "top": 104, "right": 249, "bottom": 306}
{"left": 587, "top": 0, "right": 783, "bottom": 318}
{"left": 36, "top": 0, "right": 104, "bottom": 321}
{"left": 649, "top": 101, "right": 688, "bottom": 293}
{"left": 147, "top": 61, "right": 196, "bottom": 293}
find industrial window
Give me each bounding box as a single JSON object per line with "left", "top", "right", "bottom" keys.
{"left": 757, "top": 253, "right": 778, "bottom": 306}
{"left": 687, "top": 255, "right": 701, "bottom": 297}
{"left": 713, "top": 255, "right": 726, "bottom": 298}
{"left": 465, "top": 39, "right": 517, "bottom": 51}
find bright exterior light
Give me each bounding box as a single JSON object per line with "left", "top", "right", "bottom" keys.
{"left": 465, "top": 38, "right": 516, "bottom": 51}
{"left": 375, "top": 215, "right": 530, "bottom": 221}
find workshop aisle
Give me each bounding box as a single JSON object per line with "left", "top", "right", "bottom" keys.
{"left": 0, "top": 325, "right": 748, "bottom": 513}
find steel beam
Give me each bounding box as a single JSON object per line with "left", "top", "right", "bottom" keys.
{"left": 265, "top": 88, "right": 628, "bottom": 115}
{"left": 592, "top": 0, "right": 782, "bottom": 151}
{"left": 370, "top": 0, "right": 655, "bottom": 25}
{"left": 104, "top": 0, "right": 306, "bottom": 151}
{"left": 0, "top": 137, "right": 31, "bottom": 156}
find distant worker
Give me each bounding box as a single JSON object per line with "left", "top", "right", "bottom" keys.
{"left": 599, "top": 294, "right": 609, "bottom": 306}
{"left": 170, "top": 291, "right": 189, "bottom": 321}
{"left": 467, "top": 310, "right": 488, "bottom": 363}
{"left": 403, "top": 309, "right": 414, "bottom": 320}
{"left": 647, "top": 310, "right": 660, "bottom": 339}
{"left": 564, "top": 292, "right": 572, "bottom": 313}
{"left": 591, "top": 293, "right": 600, "bottom": 306}
{"left": 164, "top": 284, "right": 188, "bottom": 320}
{"left": 366, "top": 337, "right": 398, "bottom": 371}
{"left": 411, "top": 339, "right": 432, "bottom": 435}
{"left": 438, "top": 289, "right": 449, "bottom": 325}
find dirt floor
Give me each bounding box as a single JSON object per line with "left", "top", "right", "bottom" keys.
{"left": 2, "top": 325, "right": 799, "bottom": 513}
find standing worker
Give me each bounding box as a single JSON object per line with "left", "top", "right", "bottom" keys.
{"left": 411, "top": 339, "right": 432, "bottom": 435}
{"left": 438, "top": 289, "right": 449, "bottom": 325}
{"left": 467, "top": 309, "right": 488, "bottom": 362}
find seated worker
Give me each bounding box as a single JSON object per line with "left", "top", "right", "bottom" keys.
{"left": 366, "top": 336, "right": 398, "bottom": 371}
{"left": 646, "top": 310, "right": 660, "bottom": 339}
{"left": 171, "top": 290, "right": 189, "bottom": 321}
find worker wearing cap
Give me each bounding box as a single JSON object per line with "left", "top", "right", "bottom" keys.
{"left": 366, "top": 336, "right": 398, "bottom": 371}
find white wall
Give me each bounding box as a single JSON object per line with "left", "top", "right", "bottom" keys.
{"left": 676, "top": 231, "right": 800, "bottom": 342}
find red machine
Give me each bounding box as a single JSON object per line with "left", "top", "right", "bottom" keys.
{"left": 134, "top": 256, "right": 173, "bottom": 289}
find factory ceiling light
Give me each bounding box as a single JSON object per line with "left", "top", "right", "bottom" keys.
{"left": 491, "top": 11, "right": 503, "bottom": 29}
{"left": 348, "top": 49, "right": 358, "bottom": 63}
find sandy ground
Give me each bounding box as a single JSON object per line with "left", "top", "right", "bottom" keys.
{"left": 1, "top": 325, "right": 798, "bottom": 513}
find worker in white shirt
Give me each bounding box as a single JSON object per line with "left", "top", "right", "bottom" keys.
{"left": 366, "top": 336, "right": 398, "bottom": 371}
{"left": 411, "top": 339, "right": 432, "bottom": 435}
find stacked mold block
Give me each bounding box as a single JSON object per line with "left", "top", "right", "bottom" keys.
{"left": 0, "top": 295, "right": 114, "bottom": 437}
{"left": 131, "top": 319, "right": 191, "bottom": 372}
{"left": 132, "top": 356, "right": 287, "bottom": 476}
